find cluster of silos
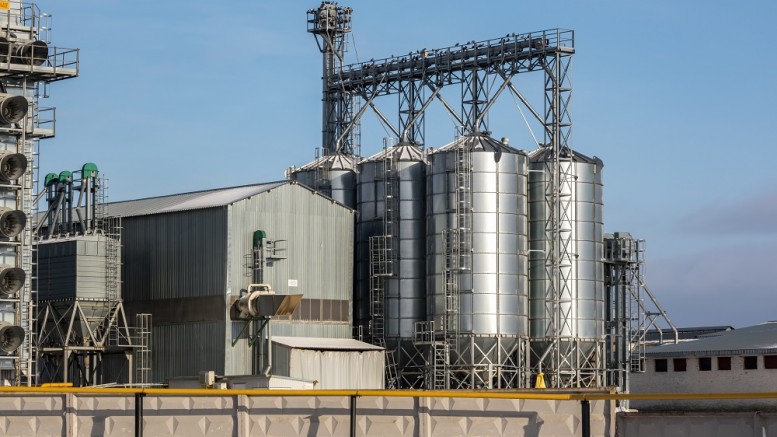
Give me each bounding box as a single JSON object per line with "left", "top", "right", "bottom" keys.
{"left": 528, "top": 148, "right": 605, "bottom": 387}
{"left": 290, "top": 135, "right": 605, "bottom": 389}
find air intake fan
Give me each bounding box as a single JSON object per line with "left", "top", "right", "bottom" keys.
{"left": 0, "top": 265, "right": 25, "bottom": 296}
{"left": 0, "top": 151, "right": 27, "bottom": 181}
{"left": 0, "top": 321, "right": 25, "bottom": 353}
{"left": 0, "top": 93, "right": 29, "bottom": 125}
{"left": 0, "top": 37, "right": 10, "bottom": 60}
{"left": 0, "top": 207, "right": 26, "bottom": 238}
{"left": 13, "top": 40, "right": 48, "bottom": 66}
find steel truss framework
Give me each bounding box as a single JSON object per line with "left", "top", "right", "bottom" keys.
{"left": 36, "top": 299, "right": 141, "bottom": 386}
{"left": 603, "top": 233, "right": 677, "bottom": 402}
{"left": 311, "top": 19, "right": 578, "bottom": 389}
{"left": 328, "top": 30, "right": 573, "bottom": 143}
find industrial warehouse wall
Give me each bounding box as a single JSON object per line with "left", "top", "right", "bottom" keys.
{"left": 0, "top": 393, "right": 613, "bottom": 437}
{"left": 618, "top": 412, "right": 777, "bottom": 437}
{"left": 121, "top": 207, "right": 229, "bottom": 382}
{"left": 226, "top": 183, "right": 355, "bottom": 375}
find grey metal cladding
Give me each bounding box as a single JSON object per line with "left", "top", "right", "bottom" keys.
{"left": 229, "top": 184, "right": 354, "bottom": 302}
{"left": 154, "top": 321, "right": 226, "bottom": 383}
{"left": 122, "top": 207, "right": 228, "bottom": 301}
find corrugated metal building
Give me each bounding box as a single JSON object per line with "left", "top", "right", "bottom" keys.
{"left": 106, "top": 181, "right": 355, "bottom": 382}
{"left": 271, "top": 337, "right": 385, "bottom": 389}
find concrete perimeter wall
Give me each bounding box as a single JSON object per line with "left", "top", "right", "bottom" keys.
{"left": 618, "top": 411, "right": 777, "bottom": 437}
{"left": 0, "top": 393, "right": 614, "bottom": 437}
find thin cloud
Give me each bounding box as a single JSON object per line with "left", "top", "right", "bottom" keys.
{"left": 647, "top": 243, "right": 777, "bottom": 327}
{"left": 679, "top": 189, "right": 777, "bottom": 235}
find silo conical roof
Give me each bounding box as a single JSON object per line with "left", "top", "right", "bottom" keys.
{"left": 296, "top": 153, "right": 357, "bottom": 171}
{"left": 434, "top": 134, "right": 522, "bottom": 155}
{"left": 363, "top": 142, "right": 425, "bottom": 163}
{"left": 528, "top": 146, "right": 603, "bottom": 167}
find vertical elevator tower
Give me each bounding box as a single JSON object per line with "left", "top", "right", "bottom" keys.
{"left": 0, "top": 2, "right": 79, "bottom": 385}
{"left": 291, "top": 2, "right": 358, "bottom": 208}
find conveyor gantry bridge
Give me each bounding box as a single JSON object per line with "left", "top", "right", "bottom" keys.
{"left": 326, "top": 29, "right": 574, "bottom": 150}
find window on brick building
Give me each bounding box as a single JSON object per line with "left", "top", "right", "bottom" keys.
{"left": 673, "top": 358, "right": 687, "bottom": 372}
{"left": 764, "top": 355, "right": 777, "bottom": 369}
{"left": 744, "top": 356, "right": 758, "bottom": 370}
{"left": 698, "top": 357, "right": 711, "bottom": 371}
{"left": 655, "top": 359, "right": 668, "bottom": 372}
{"left": 718, "top": 356, "right": 731, "bottom": 370}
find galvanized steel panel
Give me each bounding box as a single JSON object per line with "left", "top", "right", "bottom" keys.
{"left": 355, "top": 149, "right": 426, "bottom": 340}
{"left": 528, "top": 153, "right": 605, "bottom": 359}
{"left": 426, "top": 135, "right": 529, "bottom": 345}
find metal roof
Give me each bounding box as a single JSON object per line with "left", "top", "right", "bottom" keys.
{"left": 644, "top": 325, "right": 734, "bottom": 343}
{"left": 294, "top": 153, "right": 356, "bottom": 171}
{"left": 272, "top": 336, "right": 384, "bottom": 351}
{"left": 104, "top": 181, "right": 287, "bottom": 218}
{"left": 363, "top": 142, "right": 425, "bottom": 163}
{"left": 644, "top": 322, "right": 777, "bottom": 358}
{"left": 434, "top": 133, "right": 524, "bottom": 155}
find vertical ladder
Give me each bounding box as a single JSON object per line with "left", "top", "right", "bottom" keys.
{"left": 368, "top": 235, "right": 390, "bottom": 342}
{"left": 368, "top": 144, "right": 400, "bottom": 387}
{"left": 382, "top": 148, "right": 398, "bottom": 240}
{"left": 432, "top": 342, "right": 449, "bottom": 390}
{"left": 436, "top": 139, "right": 473, "bottom": 388}
{"left": 134, "top": 313, "right": 152, "bottom": 385}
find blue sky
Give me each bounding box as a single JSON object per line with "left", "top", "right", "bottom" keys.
{"left": 41, "top": 1, "right": 776, "bottom": 328}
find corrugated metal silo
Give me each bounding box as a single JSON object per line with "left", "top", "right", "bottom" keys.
{"left": 425, "top": 134, "right": 529, "bottom": 389}
{"left": 528, "top": 147, "right": 605, "bottom": 387}
{"left": 355, "top": 142, "right": 426, "bottom": 387}
{"left": 290, "top": 153, "right": 357, "bottom": 208}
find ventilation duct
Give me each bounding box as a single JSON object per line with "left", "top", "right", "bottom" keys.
{"left": 0, "top": 321, "right": 25, "bottom": 353}
{"left": 0, "top": 207, "right": 26, "bottom": 238}
{"left": 0, "top": 94, "right": 29, "bottom": 125}
{"left": 0, "top": 265, "right": 25, "bottom": 297}
{"left": 0, "top": 151, "right": 27, "bottom": 181}
{"left": 14, "top": 40, "right": 48, "bottom": 66}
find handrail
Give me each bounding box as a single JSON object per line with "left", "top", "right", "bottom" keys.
{"left": 0, "top": 387, "right": 776, "bottom": 402}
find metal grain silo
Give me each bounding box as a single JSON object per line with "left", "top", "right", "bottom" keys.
{"left": 355, "top": 142, "right": 427, "bottom": 388}
{"left": 290, "top": 153, "right": 357, "bottom": 208}
{"left": 424, "top": 134, "right": 529, "bottom": 389}
{"left": 528, "top": 147, "right": 605, "bottom": 388}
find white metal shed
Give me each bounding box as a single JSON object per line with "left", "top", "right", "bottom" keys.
{"left": 271, "top": 336, "right": 385, "bottom": 389}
